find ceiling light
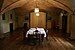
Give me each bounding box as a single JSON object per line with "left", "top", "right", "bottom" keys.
{"left": 34, "top": 8, "right": 39, "bottom": 13}
{"left": 36, "top": 13, "right": 39, "bottom": 16}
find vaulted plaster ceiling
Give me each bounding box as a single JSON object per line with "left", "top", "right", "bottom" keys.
{"left": 0, "top": 0, "right": 4, "bottom": 10}
{"left": 0, "top": 0, "right": 74, "bottom": 14}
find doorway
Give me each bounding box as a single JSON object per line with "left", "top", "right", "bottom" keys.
{"left": 62, "top": 14, "right": 67, "bottom": 33}
{"left": 10, "top": 23, "right": 13, "bottom": 32}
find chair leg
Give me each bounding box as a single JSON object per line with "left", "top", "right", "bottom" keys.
{"left": 41, "top": 37, "right": 44, "bottom": 42}
{"left": 46, "top": 37, "right": 48, "bottom": 41}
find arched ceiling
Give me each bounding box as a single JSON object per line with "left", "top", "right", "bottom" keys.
{"left": 0, "top": 0, "right": 4, "bottom": 11}
{"left": 0, "top": 0, "right": 74, "bottom": 14}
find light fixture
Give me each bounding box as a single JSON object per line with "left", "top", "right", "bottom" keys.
{"left": 36, "top": 12, "right": 39, "bottom": 16}
{"left": 34, "top": 0, "right": 40, "bottom": 16}
{"left": 34, "top": 8, "right": 39, "bottom": 13}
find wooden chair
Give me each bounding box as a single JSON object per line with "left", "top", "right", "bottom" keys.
{"left": 45, "top": 29, "right": 48, "bottom": 41}
{"left": 27, "top": 34, "right": 37, "bottom": 45}
{"left": 41, "top": 34, "right": 44, "bottom": 42}
{"left": 34, "top": 31, "right": 42, "bottom": 44}
{"left": 28, "top": 31, "right": 42, "bottom": 45}
{"left": 34, "top": 31, "right": 44, "bottom": 44}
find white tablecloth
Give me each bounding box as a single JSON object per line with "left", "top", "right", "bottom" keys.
{"left": 26, "top": 28, "right": 46, "bottom": 37}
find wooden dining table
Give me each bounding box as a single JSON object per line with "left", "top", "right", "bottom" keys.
{"left": 26, "top": 28, "right": 46, "bottom": 38}
{"left": 25, "top": 28, "right": 46, "bottom": 45}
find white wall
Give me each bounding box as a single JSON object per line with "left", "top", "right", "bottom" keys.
{"left": 1, "top": 10, "right": 11, "bottom": 33}
{"left": 0, "top": 9, "right": 17, "bottom": 34}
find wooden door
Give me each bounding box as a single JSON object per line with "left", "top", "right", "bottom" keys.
{"left": 38, "top": 12, "right": 46, "bottom": 28}
{"left": 30, "top": 12, "right": 46, "bottom": 28}
{"left": 30, "top": 12, "right": 38, "bottom": 28}
{"left": 10, "top": 23, "right": 13, "bottom": 32}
